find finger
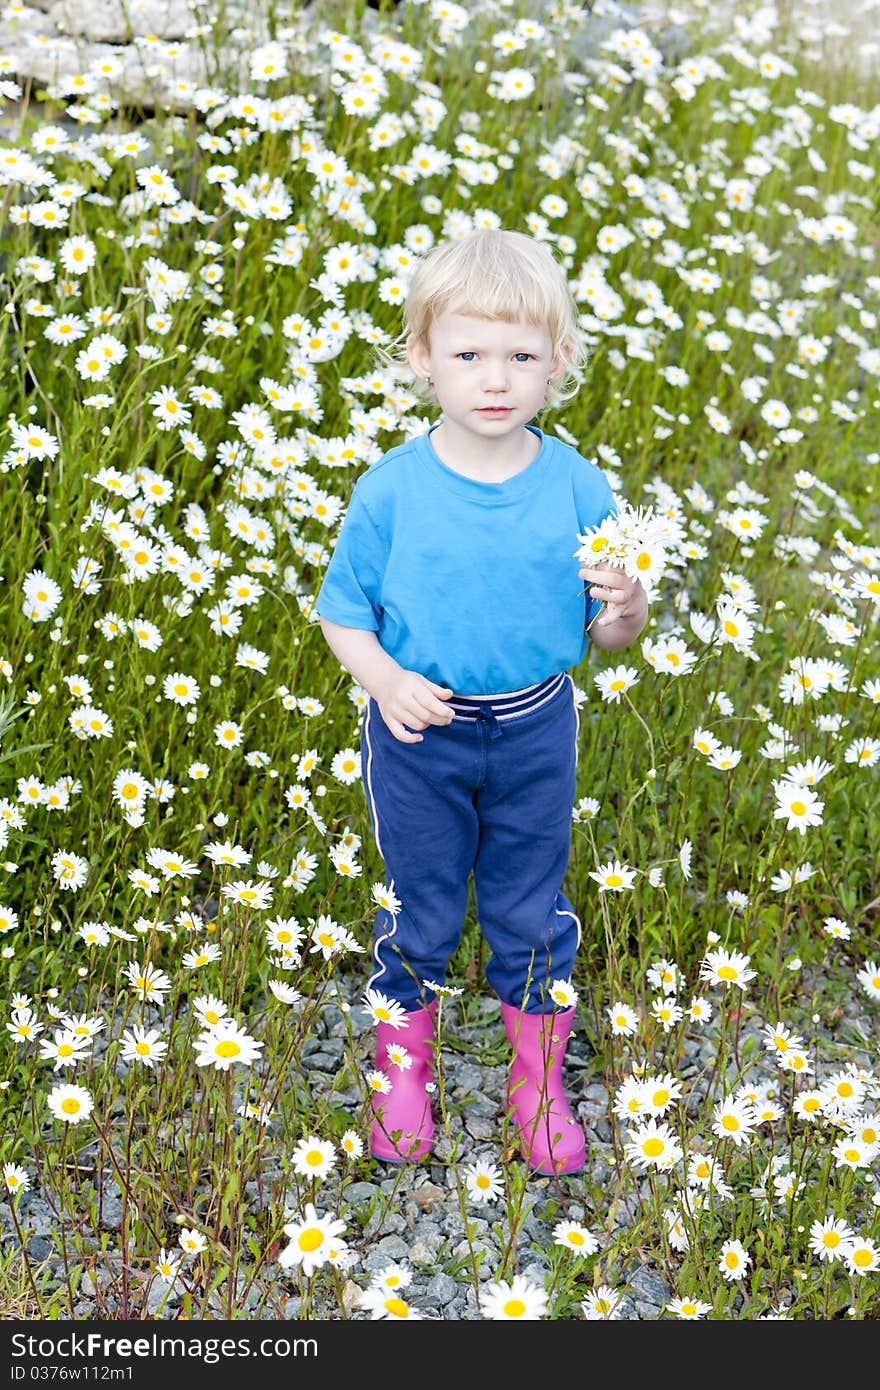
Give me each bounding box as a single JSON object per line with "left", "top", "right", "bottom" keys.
{"left": 413, "top": 694, "right": 453, "bottom": 724}
{"left": 597, "top": 597, "right": 636, "bottom": 625}
{"left": 426, "top": 696, "right": 455, "bottom": 722}
{"left": 426, "top": 680, "right": 455, "bottom": 699}
{"left": 390, "top": 721, "right": 423, "bottom": 743}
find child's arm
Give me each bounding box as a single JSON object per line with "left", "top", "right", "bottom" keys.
{"left": 318, "top": 617, "right": 454, "bottom": 744}
{"left": 578, "top": 564, "right": 649, "bottom": 651}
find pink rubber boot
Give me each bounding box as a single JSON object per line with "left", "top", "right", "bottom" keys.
{"left": 370, "top": 1000, "right": 437, "bottom": 1162}
{"left": 501, "top": 1002, "right": 586, "bottom": 1176}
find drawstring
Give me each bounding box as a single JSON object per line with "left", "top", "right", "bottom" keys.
{"left": 476, "top": 706, "right": 504, "bottom": 739}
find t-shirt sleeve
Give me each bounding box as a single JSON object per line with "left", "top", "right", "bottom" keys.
{"left": 314, "top": 486, "right": 385, "bottom": 630}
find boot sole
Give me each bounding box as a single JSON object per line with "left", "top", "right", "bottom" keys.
{"left": 370, "top": 1147, "right": 432, "bottom": 1164}
{"left": 526, "top": 1160, "right": 586, "bottom": 1177}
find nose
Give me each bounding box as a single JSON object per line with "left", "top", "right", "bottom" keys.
{"left": 482, "top": 359, "right": 509, "bottom": 391}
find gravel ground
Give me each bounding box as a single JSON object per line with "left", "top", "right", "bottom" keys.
{"left": 4, "top": 956, "right": 877, "bottom": 1321}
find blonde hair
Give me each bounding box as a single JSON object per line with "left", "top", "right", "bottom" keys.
{"left": 377, "top": 228, "right": 589, "bottom": 410}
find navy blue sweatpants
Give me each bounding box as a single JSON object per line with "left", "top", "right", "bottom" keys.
{"left": 360, "top": 671, "right": 582, "bottom": 1015}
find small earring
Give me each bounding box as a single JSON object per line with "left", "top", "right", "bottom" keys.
{"left": 425, "top": 376, "right": 432, "bottom": 384}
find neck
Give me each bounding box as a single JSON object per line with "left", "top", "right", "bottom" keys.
{"left": 431, "top": 419, "right": 540, "bottom": 479}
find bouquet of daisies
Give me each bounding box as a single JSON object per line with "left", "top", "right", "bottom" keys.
{"left": 574, "top": 497, "right": 683, "bottom": 598}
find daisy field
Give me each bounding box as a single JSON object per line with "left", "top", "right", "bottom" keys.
{"left": 0, "top": 0, "right": 878, "bottom": 1322}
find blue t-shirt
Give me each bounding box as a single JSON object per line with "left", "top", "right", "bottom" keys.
{"left": 314, "top": 424, "right": 616, "bottom": 695}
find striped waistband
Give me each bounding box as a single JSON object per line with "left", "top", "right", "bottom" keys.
{"left": 446, "top": 672, "right": 567, "bottom": 722}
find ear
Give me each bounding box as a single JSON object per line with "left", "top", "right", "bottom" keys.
{"left": 406, "top": 333, "right": 431, "bottom": 379}
{"left": 549, "top": 344, "right": 572, "bottom": 381}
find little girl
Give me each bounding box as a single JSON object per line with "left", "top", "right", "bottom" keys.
{"left": 316, "top": 227, "right": 647, "bottom": 1174}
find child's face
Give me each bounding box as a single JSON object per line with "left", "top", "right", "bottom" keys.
{"left": 407, "top": 310, "right": 563, "bottom": 444}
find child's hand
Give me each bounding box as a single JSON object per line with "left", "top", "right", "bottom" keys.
{"left": 376, "top": 669, "right": 455, "bottom": 744}
{"left": 579, "top": 563, "right": 647, "bottom": 630}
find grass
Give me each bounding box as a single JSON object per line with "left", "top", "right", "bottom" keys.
{"left": 0, "top": 0, "right": 878, "bottom": 1321}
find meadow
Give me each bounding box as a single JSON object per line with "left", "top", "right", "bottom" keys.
{"left": 0, "top": 0, "right": 878, "bottom": 1321}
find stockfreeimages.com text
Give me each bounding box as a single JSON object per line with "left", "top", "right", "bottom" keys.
{"left": 10, "top": 1334, "right": 316, "bottom": 1365}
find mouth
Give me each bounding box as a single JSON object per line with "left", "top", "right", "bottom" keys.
{"left": 478, "top": 407, "right": 513, "bottom": 415}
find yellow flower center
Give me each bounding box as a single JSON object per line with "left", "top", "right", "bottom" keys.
{"left": 215, "top": 1040, "right": 240, "bottom": 1059}
{"left": 298, "top": 1229, "right": 323, "bottom": 1252}
{"left": 503, "top": 1299, "right": 526, "bottom": 1318}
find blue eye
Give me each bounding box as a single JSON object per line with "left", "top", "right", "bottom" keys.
{"left": 458, "top": 351, "right": 477, "bottom": 361}
{"left": 514, "top": 353, "right": 533, "bottom": 362}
